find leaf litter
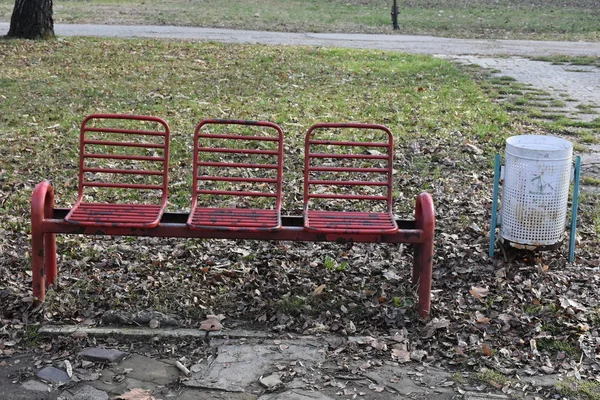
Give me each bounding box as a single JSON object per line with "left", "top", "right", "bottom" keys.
{"left": 0, "top": 39, "right": 599, "bottom": 398}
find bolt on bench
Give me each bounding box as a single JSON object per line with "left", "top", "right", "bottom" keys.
{"left": 31, "top": 114, "right": 435, "bottom": 318}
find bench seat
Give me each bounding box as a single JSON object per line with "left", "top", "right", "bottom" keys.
{"left": 65, "top": 203, "right": 164, "bottom": 228}
{"left": 188, "top": 207, "right": 281, "bottom": 231}
{"left": 304, "top": 210, "right": 398, "bottom": 234}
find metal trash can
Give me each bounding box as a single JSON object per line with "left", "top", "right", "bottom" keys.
{"left": 499, "top": 135, "right": 573, "bottom": 249}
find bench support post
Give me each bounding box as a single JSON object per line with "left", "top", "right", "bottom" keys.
{"left": 31, "top": 181, "right": 57, "bottom": 302}
{"left": 413, "top": 192, "right": 435, "bottom": 318}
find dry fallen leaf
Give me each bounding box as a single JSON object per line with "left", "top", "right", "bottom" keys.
{"left": 391, "top": 345, "right": 411, "bottom": 363}
{"left": 482, "top": 343, "right": 494, "bottom": 357}
{"left": 559, "top": 297, "right": 587, "bottom": 312}
{"left": 421, "top": 318, "right": 450, "bottom": 338}
{"left": 64, "top": 360, "right": 73, "bottom": 378}
{"left": 312, "top": 283, "right": 326, "bottom": 296}
{"left": 199, "top": 317, "right": 223, "bottom": 332}
{"left": 469, "top": 286, "right": 490, "bottom": 299}
{"left": 117, "top": 388, "right": 157, "bottom": 400}
{"left": 474, "top": 311, "right": 490, "bottom": 324}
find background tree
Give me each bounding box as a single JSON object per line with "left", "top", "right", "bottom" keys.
{"left": 7, "top": 0, "right": 54, "bottom": 39}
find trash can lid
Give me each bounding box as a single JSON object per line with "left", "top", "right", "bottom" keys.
{"left": 506, "top": 135, "right": 572, "bottom": 161}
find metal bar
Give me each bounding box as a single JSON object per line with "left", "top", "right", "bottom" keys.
{"left": 84, "top": 127, "right": 168, "bottom": 137}
{"left": 308, "top": 166, "right": 388, "bottom": 173}
{"left": 197, "top": 176, "right": 278, "bottom": 184}
{"left": 83, "top": 167, "right": 164, "bottom": 176}
{"left": 308, "top": 179, "right": 387, "bottom": 187}
{"left": 196, "top": 189, "right": 277, "bottom": 197}
{"left": 197, "top": 161, "right": 279, "bottom": 169}
{"left": 569, "top": 156, "right": 581, "bottom": 263}
{"left": 197, "top": 133, "right": 279, "bottom": 142}
{"left": 82, "top": 182, "right": 164, "bottom": 190}
{"left": 84, "top": 140, "right": 165, "bottom": 149}
{"left": 414, "top": 192, "right": 435, "bottom": 319}
{"left": 196, "top": 147, "right": 278, "bottom": 155}
{"left": 83, "top": 153, "right": 164, "bottom": 162}
{"left": 39, "top": 216, "right": 426, "bottom": 244}
{"left": 309, "top": 139, "right": 389, "bottom": 148}
{"left": 309, "top": 153, "right": 388, "bottom": 160}
{"left": 489, "top": 154, "right": 501, "bottom": 258}
{"left": 307, "top": 193, "right": 387, "bottom": 201}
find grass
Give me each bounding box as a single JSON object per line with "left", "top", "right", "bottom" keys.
{"left": 531, "top": 55, "right": 600, "bottom": 68}
{"left": 556, "top": 378, "right": 600, "bottom": 400}
{"left": 0, "top": 37, "right": 514, "bottom": 217}
{"left": 582, "top": 177, "right": 600, "bottom": 186}
{"left": 476, "top": 369, "right": 511, "bottom": 389}
{"left": 0, "top": 0, "right": 599, "bottom": 41}
{"left": 537, "top": 338, "right": 580, "bottom": 358}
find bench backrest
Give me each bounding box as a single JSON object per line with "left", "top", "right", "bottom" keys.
{"left": 192, "top": 119, "right": 284, "bottom": 211}
{"left": 303, "top": 123, "right": 395, "bottom": 213}
{"left": 77, "top": 114, "right": 170, "bottom": 206}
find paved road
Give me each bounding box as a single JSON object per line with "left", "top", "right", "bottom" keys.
{"left": 2, "top": 23, "right": 600, "bottom": 57}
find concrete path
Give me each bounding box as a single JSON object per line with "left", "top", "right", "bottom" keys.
{"left": 2, "top": 23, "right": 600, "bottom": 57}
{"left": 450, "top": 56, "right": 600, "bottom": 122}
{"left": 0, "top": 327, "right": 552, "bottom": 400}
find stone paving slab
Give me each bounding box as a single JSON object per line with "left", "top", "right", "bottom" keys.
{"left": 0, "top": 333, "right": 559, "bottom": 400}
{"left": 258, "top": 389, "right": 335, "bottom": 400}
{"left": 185, "top": 342, "right": 325, "bottom": 392}
{"left": 449, "top": 56, "right": 600, "bottom": 122}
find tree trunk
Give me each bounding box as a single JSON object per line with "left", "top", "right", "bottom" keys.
{"left": 7, "top": 0, "right": 54, "bottom": 39}
{"left": 391, "top": 0, "right": 399, "bottom": 30}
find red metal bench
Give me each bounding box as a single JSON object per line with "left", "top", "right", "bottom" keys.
{"left": 31, "top": 114, "right": 436, "bottom": 318}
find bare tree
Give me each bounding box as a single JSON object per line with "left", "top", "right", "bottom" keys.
{"left": 7, "top": 0, "right": 54, "bottom": 39}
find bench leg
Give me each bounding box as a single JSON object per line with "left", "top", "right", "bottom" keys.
{"left": 413, "top": 192, "right": 435, "bottom": 319}
{"left": 31, "top": 230, "right": 46, "bottom": 302}
{"left": 31, "top": 181, "right": 55, "bottom": 303}
{"left": 45, "top": 233, "right": 57, "bottom": 285}
{"left": 416, "top": 239, "right": 433, "bottom": 319}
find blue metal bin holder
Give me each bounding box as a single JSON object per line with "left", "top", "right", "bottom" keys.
{"left": 488, "top": 154, "right": 581, "bottom": 262}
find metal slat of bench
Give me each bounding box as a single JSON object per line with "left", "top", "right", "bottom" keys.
{"left": 64, "top": 114, "right": 171, "bottom": 228}
{"left": 187, "top": 119, "right": 284, "bottom": 232}
{"left": 303, "top": 123, "right": 399, "bottom": 235}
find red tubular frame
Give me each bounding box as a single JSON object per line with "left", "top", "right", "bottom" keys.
{"left": 30, "top": 117, "right": 435, "bottom": 319}
{"left": 303, "top": 123, "right": 398, "bottom": 235}
{"left": 31, "top": 186, "right": 435, "bottom": 317}
{"left": 187, "top": 119, "right": 284, "bottom": 232}
{"left": 64, "top": 114, "right": 171, "bottom": 228}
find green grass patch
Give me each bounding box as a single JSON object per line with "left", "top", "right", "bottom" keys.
{"left": 531, "top": 55, "right": 600, "bottom": 68}
{"left": 582, "top": 177, "right": 600, "bottom": 186}
{"left": 0, "top": 0, "right": 599, "bottom": 41}
{"left": 556, "top": 378, "right": 600, "bottom": 400}
{"left": 537, "top": 338, "right": 580, "bottom": 358}
{"left": 476, "top": 369, "right": 511, "bottom": 389}
{"left": 0, "top": 37, "right": 514, "bottom": 217}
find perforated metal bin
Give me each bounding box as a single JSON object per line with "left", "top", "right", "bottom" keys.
{"left": 499, "top": 135, "right": 573, "bottom": 248}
